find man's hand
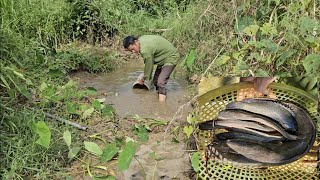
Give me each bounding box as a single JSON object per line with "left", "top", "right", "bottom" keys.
{"left": 137, "top": 73, "right": 145, "bottom": 85}
{"left": 240, "top": 77, "right": 276, "bottom": 93}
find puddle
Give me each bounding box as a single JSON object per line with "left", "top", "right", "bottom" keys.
{"left": 72, "top": 62, "right": 191, "bottom": 120}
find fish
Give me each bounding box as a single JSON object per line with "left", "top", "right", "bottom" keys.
{"left": 213, "top": 120, "right": 286, "bottom": 141}
{"left": 225, "top": 98, "right": 298, "bottom": 133}
{"left": 216, "top": 110, "right": 298, "bottom": 140}
{"left": 215, "top": 119, "right": 276, "bottom": 132}
{"left": 225, "top": 102, "right": 316, "bottom": 165}
{"left": 216, "top": 131, "right": 283, "bottom": 143}
{"left": 226, "top": 140, "right": 286, "bottom": 164}
{"left": 198, "top": 110, "right": 298, "bottom": 140}
{"left": 207, "top": 140, "right": 262, "bottom": 165}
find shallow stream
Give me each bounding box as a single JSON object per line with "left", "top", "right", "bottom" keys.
{"left": 72, "top": 62, "right": 191, "bottom": 120}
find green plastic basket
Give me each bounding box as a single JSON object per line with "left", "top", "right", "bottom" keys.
{"left": 195, "top": 82, "right": 319, "bottom": 180}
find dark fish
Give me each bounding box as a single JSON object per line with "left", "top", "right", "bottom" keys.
{"left": 207, "top": 140, "right": 262, "bottom": 165}
{"left": 226, "top": 140, "right": 285, "bottom": 163}
{"left": 217, "top": 110, "right": 298, "bottom": 140}
{"left": 216, "top": 131, "right": 283, "bottom": 143}
{"left": 214, "top": 120, "right": 286, "bottom": 141}
{"left": 225, "top": 102, "right": 316, "bottom": 165}
{"left": 225, "top": 98, "right": 298, "bottom": 133}
{"left": 215, "top": 119, "right": 275, "bottom": 132}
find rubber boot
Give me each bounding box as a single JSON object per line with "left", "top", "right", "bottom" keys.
{"left": 159, "top": 94, "right": 166, "bottom": 102}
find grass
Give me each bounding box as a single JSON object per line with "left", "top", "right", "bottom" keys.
{"left": 1, "top": 0, "right": 319, "bottom": 179}
{"left": 0, "top": 109, "right": 79, "bottom": 179}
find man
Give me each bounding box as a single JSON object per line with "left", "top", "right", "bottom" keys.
{"left": 123, "top": 35, "right": 179, "bottom": 102}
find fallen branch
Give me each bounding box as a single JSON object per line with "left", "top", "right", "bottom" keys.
{"left": 44, "top": 113, "right": 87, "bottom": 131}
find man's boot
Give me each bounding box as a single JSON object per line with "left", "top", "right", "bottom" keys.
{"left": 159, "top": 94, "right": 166, "bottom": 102}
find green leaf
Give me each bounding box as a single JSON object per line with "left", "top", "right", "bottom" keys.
{"left": 84, "top": 141, "right": 103, "bottom": 156}
{"left": 255, "top": 70, "right": 270, "bottom": 77}
{"left": 214, "top": 55, "right": 230, "bottom": 67}
{"left": 186, "top": 114, "right": 197, "bottom": 125}
{"left": 260, "top": 23, "right": 277, "bottom": 36}
{"left": 92, "top": 100, "right": 103, "bottom": 110}
{"left": 48, "top": 69, "right": 64, "bottom": 78}
{"left": 273, "top": 0, "right": 280, "bottom": 6}
{"left": 276, "top": 49, "right": 297, "bottom": 67}
{"left": 256, "top": 39, "right": 278, "bottom": 53}
{"left": 191, "top": 152, "right": 200, "bottom": 172}
{"left": 132, "top": 124, "right": 149, "bottom": 142}
{"left": 13, "top": 70, "right": 25, "bottom": 80}
{"left": 1, "top": 74, "right": 11, "bottom": 89}
{"left": 19, "top": 87, "right": 32, "bottom": 100}
{"left": 101, "top": 105, "right": 115, "bottom": 117}
{"left": 64, "top": 80, "right": 77, "bottom": 89}
{"left": 100, "top": 143, "right": 119, "bottom": 163}
{"left": 35, "top": 121, "right": 51, "bottom": 148}
{"left": 183, "top": 126, "right": 193, "bottom": 139}
{"left": 138, "top": 132, "right": 148, "bottom": 142}
{"left": 299, "top": 16, "right": 319, "bottom": 35}
{"left": 303, "top": 54, "right": 320, "bottom": 75}
{"left": 234, "top": 16, "right": 255, "bottom": 33}
{"left": 84, "top": 87, "right": 97, "bottom": 95}
{"left": 171, "top": 137, "right": 180, "bottom": 143}
{"left": 40, "top": 82, "right": 48, "bottom": 92}
{"left": 275, "top": 72, "right": 292, "bottom": 77}
{"left": 149, "top": 151, "right": 165, "bottom": 161}
{"left": 232, "top": 52, "right": 244, "bottom": 61}
{"left": 236, "top": 60, "right": 249, "bottom": 70}
{"left": 26, "top": 79, "right": 33, "bottom": 85}
{"left": 305, "top": 35, "right": 316, "bottom": 44}
{"left": 243, "top": 25, "right": 260, "bottom": 36}
{"left": 184, "top": 48, "right": 196, "bottom": 71}
{"left": 82, "top": 107, "right": 95, "bottom": 119}
{"left": 118, "top": 141, "right": 138, "bottom": 171}
{"left": 63, "top": 130, "right": 72, "bottom": 148}
{"left": 68, "top": 147, "right": 81, "bottom": 160}
{"left": 67, "top": 102, "right": 78, "bottom": 114}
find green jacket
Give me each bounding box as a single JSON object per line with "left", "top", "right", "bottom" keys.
{"left": 139, "top": 35, "right": 179, "bottom": 82}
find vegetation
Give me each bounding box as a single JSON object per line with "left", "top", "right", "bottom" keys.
{"left": 1, "top": 0, "right": 319, "bottom": 179}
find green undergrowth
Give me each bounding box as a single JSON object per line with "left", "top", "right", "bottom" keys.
{"left": 178, "top": 0, "right": 320, "bottom": 78}
{"left": 0, "top": 109, "right": 80, "bottom": 179}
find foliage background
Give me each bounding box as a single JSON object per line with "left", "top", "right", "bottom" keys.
{"left": 0, "top": 0, "right": 319, "bottom": 179}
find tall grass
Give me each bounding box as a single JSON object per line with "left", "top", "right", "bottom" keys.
{"left": 163, "top": 0, "right": 234, "bottom": 76}
{"left": 0, "top": 109, "right": 76, "bottom": 179}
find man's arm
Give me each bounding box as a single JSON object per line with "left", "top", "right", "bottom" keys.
{"left": 143, "top": 53, "right": 154, "bottom": 81}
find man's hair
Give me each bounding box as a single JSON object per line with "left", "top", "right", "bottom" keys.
{"left": 123, "top": 36, "right": 138, "bottom": 49}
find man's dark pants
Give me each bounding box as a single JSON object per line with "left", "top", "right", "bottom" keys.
{"left": 152, "top": 65, "right": 175, "bottom": 95}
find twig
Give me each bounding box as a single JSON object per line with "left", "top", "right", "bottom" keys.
{"left": 232, "top": 0, "right": 245, "bottom": 47}
{"left": 151, "top": 161, "right": 158, "bottom": 180}
{"left": 163, "top": 95, "right": 199, "bottom": 141}
{"left": 44, "top": 112, "right": 87, "bottom": 130}
{"left": 197, "top": 4, "right": 212, "bottom": 23}
{"left": 176, "top": 11, "right": 182, "bottom": 19}
{"left": 134, "top": 156, "right": 146, "bottom": 180}
{"left": 202, "top": 47, "right": 225, "bottom": 78}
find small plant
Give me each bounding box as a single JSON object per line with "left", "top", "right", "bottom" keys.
{"left": 63, "top": 130, "right": 81, "bottom": 161}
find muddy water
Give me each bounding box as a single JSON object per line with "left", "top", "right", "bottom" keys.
{"left": 72, "top": 62, "right": 191, "bottom": 120}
